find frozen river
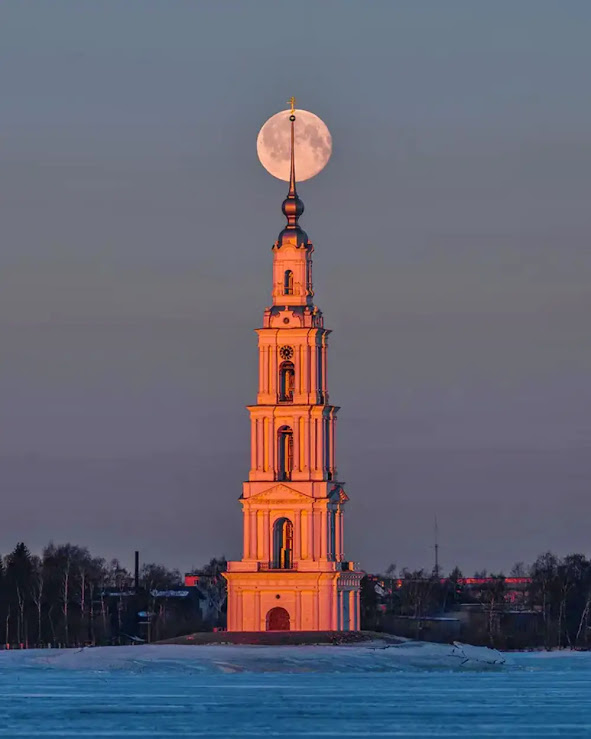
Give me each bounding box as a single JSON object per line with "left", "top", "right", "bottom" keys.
{"left": 1, "top": 642, "right": 590, "bottom": 737}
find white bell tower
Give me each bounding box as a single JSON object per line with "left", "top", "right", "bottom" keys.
{"left": 224, "top": 104, "right": 362, "bottom": 632}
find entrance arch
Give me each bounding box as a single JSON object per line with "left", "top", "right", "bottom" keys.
{"left": 266, "top": 606, "right": 290, "bottom": 631}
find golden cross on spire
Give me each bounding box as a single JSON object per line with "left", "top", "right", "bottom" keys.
{"left": 287, "top": 96, "right": 296, "bottom": 115}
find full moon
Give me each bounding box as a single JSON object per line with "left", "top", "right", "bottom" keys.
{"left": 257, "top": 108, "right": 332, "bottom": 182}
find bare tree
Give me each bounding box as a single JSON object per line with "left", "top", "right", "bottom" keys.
{"left": 510, "top": 562, "right": 526, "bottom": 577}
{"left": 62, "top": 552, "right": 71, "bottom": 645}
{"left": 530, "top": 552, "right": 559, "bottom": 648}
{"left": 5, "top": 543, "right": 34, "bottom": 646}
{"left": 479, "top": 574, "right": 506, "bottom": 648}
{"left": 197, "top": 558, "right": 228, "bottom": 627}
{"left": 30, "top": 556, "right": 45, "bottom": 646}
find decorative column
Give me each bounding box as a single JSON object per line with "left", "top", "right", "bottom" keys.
{"left": 331, "top": 510, "right": 336, "bottom": 560}
{"left": 250, "top": 422, "right": 257, "bottom": 473}
{"left": 320, "top": 507, "right": 327, "bottom": 559}
{"left": 329, "top": 415, "right": 336, "bottom": 477}
{"left": 300, "top": 510, "right": 307, "bottom": 559}
{"left": 293, "top": 416, "right": 300, "bottom": 473}
{"left": 269, "top": 418, "right": 276, "bottom": 476}
{"left": 255, "top": 592, "right": 261, "bottom": 631}
{"left": 322, "top": 341, "right": 328, "bottom": 398}
{"left": 295, "top": 590, "right": 302, "bottom": 630}
{"left": 331, "top": 585, "right": 338, "bottom": 630}
{"left": 236, "top": 591, "right": 243, "bottom": 631}
{"left": 263, "top": 510, "right": 270, "bottom": 562}
{"left": 258, "top": 343, "right": 264, "bottom": 394}
{"left": 299, "top": 417, "right": 305, "bottom": 470}
{"left": 263, "top": 345, "right": 270, "bottom": 394}
{"left": 256, "top": 510, "right": 264, "bottom": 560}
{"left": 313, "top": 418, "right": 320, "bottom": 472}
{"left": 243, "top": 506, "right": 250, "bottom": 559}
{"left": 256, "top": 419, "right": 263, "bottom": 471}
{"left": 310, "top": 342, "right": 317, "bottom": 402}
{"left": 313, "top": 590, "right": 319, "bottom": 630}
{"left": 324, "top": 418, "right": 330, "bottom": 476}
{"left": 270, "top": 345, "right": 277, "bottom": 397}
{"left": 263, "top": 417, "right": 269, "bottom": 472}
{"left": 249, "top": 511, "right": 257, "bottom": 560}
{"left": 314, "top": 509, "right": 322, "bottom": 560}
{"left": 295, "top": 510, "right": 303, "bottom": 559}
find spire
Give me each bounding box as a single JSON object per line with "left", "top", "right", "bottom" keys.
{"left": 278, "top": 97, "right": 306, "bottom": 246}
{"left": 287, "top": 96, "right": 297, "bottom": 200}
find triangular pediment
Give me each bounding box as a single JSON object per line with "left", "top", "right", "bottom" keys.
{"left": 249, "top": 484, "right": 311, "bottom": 502}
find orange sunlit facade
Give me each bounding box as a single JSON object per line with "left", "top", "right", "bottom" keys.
{"left": 224, "top": 113, "right": 362, "bottom": 632}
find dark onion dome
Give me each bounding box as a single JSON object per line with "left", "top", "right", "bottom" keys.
{"left": 282, "top": 191, "right": 304, "bottom": 223}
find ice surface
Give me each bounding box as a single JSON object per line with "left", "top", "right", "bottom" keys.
{"left": 1, "top": 643, "right": 590, "bottom": 737}
{"left": 0, "top": 641, "right": 506, "bottom": 673}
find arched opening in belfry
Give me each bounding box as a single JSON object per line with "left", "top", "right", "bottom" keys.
{"left": 272, "top": 517, "right": 294, "bottom": 569}
{"left": 266, "top": 606, "right": 290, "bottom": 631}
{"left": 283, "top": 270, "right": 294, "bottom": 295}
{"left": 279, "top": 361, "right": 295, "bottom": 402}
{"left": 277, "top": 426, "right": 293, "bottom": 481}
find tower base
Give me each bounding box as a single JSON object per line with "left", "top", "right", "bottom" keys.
{"left": 224, "top": 568, "right": 362, "bottom": 632}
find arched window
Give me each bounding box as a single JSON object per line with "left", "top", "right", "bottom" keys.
{"left": 283, "top": 270, "right": 294, "bottom": 295}
{"left": 277, "top": 426, "right": 293, "bottom": 481}
{"left": 279, "top": 361, "right": 295, "bottom": 402}
{"left": 273, "top": 517, "right": 294, "bottom": 569}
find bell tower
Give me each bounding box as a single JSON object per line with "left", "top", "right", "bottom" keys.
{"left": 225, "top": 104, "right": 362, "bottom": 632}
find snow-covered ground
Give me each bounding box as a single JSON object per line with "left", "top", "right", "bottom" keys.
{"left": 1, "top": 642, "right": 590, "bottom": 736}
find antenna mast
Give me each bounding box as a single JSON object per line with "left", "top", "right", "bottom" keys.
{"left": 434, "top": 516, "right": 440, "bottom": 578}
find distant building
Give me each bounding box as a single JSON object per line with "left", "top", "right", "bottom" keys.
{"left": 390, "top": 576, "right": 532, "bottom": 605}
{"left": 183, "top": 573, "right": 225, "bottom": 626}
{"left": 363, "top": 574, "right": 540, "bottom": 646}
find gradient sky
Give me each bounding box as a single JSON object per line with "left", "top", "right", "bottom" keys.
{"left": 1, "top": 1, "right": 590, "bottom": 576}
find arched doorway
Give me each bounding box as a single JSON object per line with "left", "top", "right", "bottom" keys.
{"left": 266, "top": 606, "right": 290, "bottom": 631}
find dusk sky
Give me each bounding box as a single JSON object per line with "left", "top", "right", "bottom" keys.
{"left": 2, "top": 1, "right": 590, "bottom": 576}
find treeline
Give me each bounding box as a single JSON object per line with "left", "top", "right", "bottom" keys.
{"left": 362, "top": 552, "right": 591, "bottom": 650}
{"left": 0, "top": 541, "right": 225, "bottom": 648}
{"left": 4, "top": 540, "right": 589, "bottom": 649}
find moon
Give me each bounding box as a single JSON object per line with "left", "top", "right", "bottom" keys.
{"left": 257, "top": 108, "right": 332, "bottom": 182}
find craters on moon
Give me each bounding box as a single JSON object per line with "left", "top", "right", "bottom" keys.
{"left": 257, "top": 109, "right": 332, "bottom": 182}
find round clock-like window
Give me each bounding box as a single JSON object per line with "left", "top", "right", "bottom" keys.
{"left": 279, "top": 345, "right": 294, "bottom": 360}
